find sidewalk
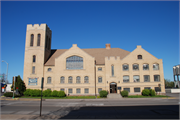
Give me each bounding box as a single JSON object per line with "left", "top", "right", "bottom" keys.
{"left": 0, "top": 96, "right": 178, "bottom": 101}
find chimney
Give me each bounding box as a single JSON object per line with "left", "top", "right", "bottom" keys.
{"left": 106, "top": 44, "right": 111, "bottom": 49}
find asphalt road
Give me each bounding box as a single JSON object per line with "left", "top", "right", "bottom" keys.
{"left": 1, "top": 97, "right": 179, "bottom": 119}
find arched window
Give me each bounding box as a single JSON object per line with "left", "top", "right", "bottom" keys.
{"left": 153, "top": 63, "right": 159, "bottom": 70}
{"left": 33, "top": 55, "right": 36, "bottom": 63}
{"left": 143, "top": 64, "right": 149, "bottom": 70}
{"left": 98, "top": 77, "right": 102, "bottom": 83}
{"left": 111, "top": 65, "right": 114, "bottom": 76}
{"left": 84, "top": 76, "right": 89, "bottom": 83}
{"left": 60, "top": 76, "right": 65, "bottom": 83}
{"left": 47, "top": 77, "right": 51, "bottom": 83}
{"left": 123, "top": 64, "right": 129, "bottom": 71}
{"left": 133, "top": 64, "right": 139, "bottom": 70}
{"left": 30, "top": 34, "right": 34, "bottom": 46}
{"left": 68, "top": 76, "right": 73, "bottom": 83}
{"left": 137, "top": 55, "right": 142, "bottom": 59}
{"left": 47, "top": 68, "right": 52, "bottom": 71}
{"left": 37, "top": 34, "right": 41, "bottom": 46}
{"left": 76, "top": 76, "right": 81, "bottom": 83}
{"left": 66, "top": 56, "right": 83, "bottom": 69}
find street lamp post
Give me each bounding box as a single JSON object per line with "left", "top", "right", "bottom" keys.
{"left": 2, "top": 60, "right": 9, "bottom": 84}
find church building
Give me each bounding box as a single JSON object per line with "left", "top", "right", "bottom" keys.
{"left": 23, "top": 24, "right": 165, "bottom": 95}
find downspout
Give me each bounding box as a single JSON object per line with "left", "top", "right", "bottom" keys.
{"left": 95, "top": 61, "right": 96, "bottom": 98}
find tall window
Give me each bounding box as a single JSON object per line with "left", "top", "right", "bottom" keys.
{"left": 137, "top": 55, "right": 142, "bottom": 59}
{"left": 123, "top": 76, "right": 129, "bottom": 82}
{"left": 98, "top": 77, "right": 102, "bottom": 83}
{"left": 98, "top": 88, "right": 102, "bottom": 93}
{"left": 133, "top": 64, "right": 139, "bottom": 71}
{"left": 111, "top": 65, "right": 114, "bottom": 76}
{"left": 48, "top": 38, "right": 51, "bottom": 50}
{"left": 66, "top": 56, "right": 83, "bottom": 69}
{"left": 76, "top": 88, "right": 81, "bottom": 94}
{"left": 47, "top": 77, "right": 51, "bottom": 83}
{"left": 154, "top": 75, "right": 160, "bottom": 82}
{"left": 84, "top": 88, "right": 89, "bottom": 93}
{"left": 133, "top": 75, "right": 140, "bottom": 82}
{"left": 60, "top": 76, "right": 65, "bottom": 83}
{"left": 84, "top": 76, "right": 89, "bottom": 83}
{"left": 144, "top": 75, "right": 150, "bottom": 82}
{"left": 37, "top": 34, "right": 41, "bottom": 46}
{"left": 143, "top": 64, "right": 149, "bottom": 70}
{"left": 33, "top": 55, "right": 36, "bottom": 63}
{"left": 68, "top": 76, "right": 73, "bottom": 83}
{"left": 76, "top": 76, "right": 81, "bottom": 83}
{"left": 32, "top": 66, "right": 35, "bottom": 74}
{"left": 153, "top": 63, "right": 159, "bottom": 70}
{"left": 123, "top": 64, "right": 129, "bottom": 71}
{"left": 30, "top": 34, "right": 34, "bottom": 46}
{"left": 68, "top": 88, "right": 72, "bottom": 94}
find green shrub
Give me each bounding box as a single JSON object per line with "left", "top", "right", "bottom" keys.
{"left": 149, "top": 89, "right": 156, "bottom": 96}
{"left": 57, "top": 91, "right": 66, "bottom": 97}
{"left": 23, "top": 89, "right": 32, "bottom": 96}
{"left": 43, "top": 89, "right": 52, "bottom": 97}
{"left": 142, "top": 89, "right": 150, "bottom": 96}
{"left": 51, "top": 90, "right": 59, "bottom": 97}
{"left": 99, "top": 90, "right": 108, "bottom": 97}
{"left": 4, "top": 92, "right": 21, "bottom": 97}
{"left": 120, "top": 90, "right": 129, "bottom": 97}
{"left": 29, "top": 89, "right": 41, "bottom": 97}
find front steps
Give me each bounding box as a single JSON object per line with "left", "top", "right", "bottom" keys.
{"left": 107, "top": 93, "right": 122, "bottom": 99}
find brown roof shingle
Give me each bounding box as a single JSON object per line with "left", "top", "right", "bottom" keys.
{"left": 44, "top": 48, "right": 130, "bottom": 66}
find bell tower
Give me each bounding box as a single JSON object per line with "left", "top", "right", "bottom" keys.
{"left": 23, "top": 24, "right": 52, "bottom": 89}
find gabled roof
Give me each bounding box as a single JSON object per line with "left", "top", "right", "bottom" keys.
{"left": 44, "top": 48, "right": 130, "bottom": 66}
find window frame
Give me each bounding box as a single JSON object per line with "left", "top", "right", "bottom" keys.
{"left": 124, "top": 88, "right": 130, "bottom": 93}
{"left": 37, "top": 34, "right": 41, "bottom": 46}
{"left": 134, "top": 87, "right": 141, "bottom": 92}
{"left": 30, "top": 34, "right": 34, "bottom": 46}
{"left": 143, "top": 64, "right": 149, "bottom": 70}
{"left": 137, "top": 55, "right": 142, "bottom": 59}
{"left": 144, "top": 75, "right": 150, "bottom": 82}
{"left": 84, "top": 88, "right": 89, "bottom": 94}
{"left": 84, "top": 76, "right": 89, "bottom": 83}
{"left": 68, "top": 76, "right": 73, "bottom": 84}
{"left": 60, "top": 76, "right": 65, "bottom": 83}
{"left": 98, "top": 67, "right": 102, "bottom": 71}
{"left": 76, "top": 76, "right": 81, "bottom": 83}
{"left": 98, "top": 77, "right": 102, "bottom": 83}
{"left": 123, "top": 75, "right": 129, "bottom": 82}
{"left": 154, "top": 75, "right": 160, "bottom": 82}
{"left": 133, "top": 64, "right": 139, "bottom": 71}
{"left": 32, "top": 66, "right": 35, "bottom": 74}
{"left": 47, "top": 77, "right": 51, "bottom": 84}
{"left": 153, "top": 63, "right": 159, "bottom": 70}
{"left": 123, "top": 64, "right": 129, "bottom": 71}
{"left": 133, "top": 75, "right": 140, "bottom": 82}
{"left": 76, "top": 88, "right": 81, "bottom": 94}
{"left": 47, "top": 68, "right": 52, "bottom": 71}
{"left": 66, "top": 56, "right": 83, "bottom": 70}
{"left": 68, "top": 88, "right": 73, "bottom": 94}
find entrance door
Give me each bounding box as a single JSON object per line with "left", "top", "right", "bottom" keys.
{"left": 110, "top": 82, "right": 117, "bottom": 93}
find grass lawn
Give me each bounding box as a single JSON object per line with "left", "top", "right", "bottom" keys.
{"left": 127, "top": 95, "right": 168, "bottom": 98}
{"left": 20, "top": 96, "right": 96, "bottom": 99}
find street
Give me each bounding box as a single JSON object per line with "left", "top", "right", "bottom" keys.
{"left": 1, "top": 96, "right": 179, "bottom": 119}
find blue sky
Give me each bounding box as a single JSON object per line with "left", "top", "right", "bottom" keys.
{"left": 1, "top": 1, "right": 179, "bottom": 83}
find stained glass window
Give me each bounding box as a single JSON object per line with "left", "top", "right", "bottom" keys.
{"left": 66, "top": 56, "right": 83, "bottom": 69}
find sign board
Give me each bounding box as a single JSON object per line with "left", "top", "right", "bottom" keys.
{"left": 28, "top": 78, "right": 37, "bottom": 85}
{"left": 41, "top": 77, "right": 44, "bottom": 89}
{"left": 117, "top": 87, "right": 121, "bottom": 90}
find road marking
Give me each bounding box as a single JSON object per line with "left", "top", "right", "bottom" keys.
{"left": 86, "top": 103, "right": 104, "bottom": 106}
